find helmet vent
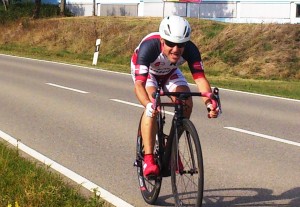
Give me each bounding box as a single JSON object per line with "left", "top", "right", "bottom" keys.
{"left": 185, "top": 27, "right": 190, "bottom": 38}
{"left": 183, "top": 26, "right": 187, "bottom": 36}
{"left": 167, "top": 24, "right": 171, "bottom": 35}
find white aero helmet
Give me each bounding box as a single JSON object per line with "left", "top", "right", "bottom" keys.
{"left": 159, "top": 16, "right": 191, "bottom": 43}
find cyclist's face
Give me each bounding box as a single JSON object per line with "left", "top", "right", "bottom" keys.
{"left": 161, "top": 39, "right": 185, "bottom": 63}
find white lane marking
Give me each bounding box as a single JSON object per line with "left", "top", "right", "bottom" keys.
{"left": 46, "top": 83, "right": 89, "bottom": 94}
{"left": 110, "top": 99, "right": 144, "bottom": 108}
{"left": 111, "top": 98, "right": 300, "bottom": 148}
{"left": 224, "top": 127, "right": 300, "bottom": 147}
{"left": 110, "top": 99, "right": 175, "bottom": 115}
{"left": 0, "top": 130, "right": 134, "bottom": 207}
{"left": 1, "top": 54, "right": 299, "bottom": 103}
{"left": 217, "top": 88, "right": 300, "bottom": 103}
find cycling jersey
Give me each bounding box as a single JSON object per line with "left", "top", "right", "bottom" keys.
{"left": 131, "top": 32, "right": 206, "bottom": 85}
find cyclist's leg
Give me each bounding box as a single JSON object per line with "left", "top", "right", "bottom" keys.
{"left": 173, "top": 85, "right": 193, "bottom": 118}
{"left": 141, "top": 85, "right": 157, "bottom": 155}
{"left": 165, "top": 69, "right": 193, "bottom": 118}
{"left": 141, "top": 77, "right": 159, "bottom": 176}
{"left": 131, "top": 63, "right": 158, "bottom": 156}
{"left": 135, "top": 108, "right": 162, "bottom": 205}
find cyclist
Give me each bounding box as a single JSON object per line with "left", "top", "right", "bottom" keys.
{"left": 131, "top": 15, "right": 219, "bottom": 178}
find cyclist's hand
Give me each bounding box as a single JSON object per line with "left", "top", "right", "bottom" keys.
{"left": 207, "top": 103, "right": 219, "bottom": 118}
{"left": 146, "top": 103, "right": 155, "bottom": 117}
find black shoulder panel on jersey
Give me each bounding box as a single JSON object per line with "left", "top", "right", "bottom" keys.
{"left": 136, "top": 38, "right": 161, "bottom": 67}
{"left": 182, "top": 41, "right": 202, "bottom": 63}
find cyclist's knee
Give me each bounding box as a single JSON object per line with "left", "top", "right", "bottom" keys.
{"left": 172, "top": 85, "right": 193, "bottom": 118}
{"left": 185, "top": 98, "right": 193, "bottom": 118}
{"left": 142, "top": 113, "right": 156, "bottom": 126}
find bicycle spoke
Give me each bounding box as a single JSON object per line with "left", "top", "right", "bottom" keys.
{"left": 186, "top": 133, "right": 196, "bottom": 168}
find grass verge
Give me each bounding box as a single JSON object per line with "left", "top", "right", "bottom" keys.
{"left": 1, "top": 45, "right": 299, "bottom": 100}
{"left": 0, "top": 141, "right": 112, "bottom": 207}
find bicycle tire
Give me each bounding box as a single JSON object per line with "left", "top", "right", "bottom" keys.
{"left": 135, "top": 114, "right": 162, "bottom": 204}
{"left": 170, "top": 118, "right": 204, "bottom": 207}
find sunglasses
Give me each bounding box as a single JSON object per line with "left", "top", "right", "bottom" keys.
{"left": 164, "top": 39, "right": 186, "bottom": 48}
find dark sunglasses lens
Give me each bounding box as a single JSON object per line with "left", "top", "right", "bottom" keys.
{"left": 165, "top": 40, "right": 185, "bottom": 48}
{"left": 177, "top": 43, "right": 185, "bottom": 48}
{"left": 165, "top": 40, "right": 176, "bottom": 47}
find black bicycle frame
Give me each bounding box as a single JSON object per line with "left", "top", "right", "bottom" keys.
{"left": 152, "top": 83, "right": 221, "bottom": 177}
{"left": 154, "top": 91, "right": 189, "bottom": 177}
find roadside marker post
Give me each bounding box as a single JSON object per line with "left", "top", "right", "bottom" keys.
{"left": 92, "top": 38, "right": 101, "bottom": 65}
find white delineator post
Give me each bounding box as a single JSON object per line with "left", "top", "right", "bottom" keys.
{"left": 92, "top": 38, "right": 101, "bottom": 65}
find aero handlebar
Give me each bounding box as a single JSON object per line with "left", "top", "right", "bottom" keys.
{"left": 152, "top": 87, "right": 222, "bottom": 118}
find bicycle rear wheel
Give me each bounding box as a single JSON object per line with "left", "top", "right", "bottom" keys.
{"left": 135, "top": 114, "right": 162, "bottom": 204}
{"left": 171, "top": 119, "right": 204, "bottom": 207}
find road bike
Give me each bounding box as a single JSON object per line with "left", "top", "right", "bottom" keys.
{"left": 134, "top": 85, "right": 221, "bottom": 206}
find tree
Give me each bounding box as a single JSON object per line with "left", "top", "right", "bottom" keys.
{"left": 32, "top": 0, "right": 41, "bottom": 19}
{"left": 2, "top": 0, "right": 7, "bottom": 11}
{"left": 60, "top": 0, "right": 65, "bottom": 16}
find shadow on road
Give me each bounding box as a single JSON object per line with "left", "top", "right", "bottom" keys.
{"left": 203, "top": 187, "right": 300, "bottom": 207}
{"left": 151, "top": 187, "right": 300, "bottom": 206}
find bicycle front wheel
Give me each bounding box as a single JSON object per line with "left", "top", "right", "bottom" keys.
{"left": 171, "top": 119, "right": 204, "bottom": 207}
{"left": 135, "top": 114, "right": 162, "bottom": 204}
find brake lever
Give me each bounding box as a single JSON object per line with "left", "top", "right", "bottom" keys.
{"left": 207, "top": 88, "right": 222, "bottom": 118}
{"left": 213, "top": 87, "right": 222, "bottom": 115}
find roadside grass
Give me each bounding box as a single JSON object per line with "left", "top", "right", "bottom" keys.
{"left": 0, "top": 141, "right": 112, "bottom": 207}
{"left": 0, "top": 16, "right": 299, "bottom": 99}
{"left": 1, "top": 44, "right": 299, "bottom": 100}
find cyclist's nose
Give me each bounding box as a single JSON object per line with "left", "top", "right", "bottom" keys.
{"left": 173, "top": 45, "right": 180, "bottom": 50}
{"left": 170, "top": 47, "right": 179, "bottom": 55}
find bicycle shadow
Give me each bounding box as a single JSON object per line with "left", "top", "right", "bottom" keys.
{"left": 154, "top": 187, "right": 300, "bottom": 206}
{"left": 203, "top": 187, "right": 300, "bottom": 207}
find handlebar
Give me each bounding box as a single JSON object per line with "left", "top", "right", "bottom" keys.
{"left": 152, "top": 87, "right": 222, "bottom": 118}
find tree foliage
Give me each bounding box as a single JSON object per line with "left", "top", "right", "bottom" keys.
{"left": 2, "top": 0, "right": 8, "bottom": 11}
{"left": 32, "top": 0, "right": 41, "bottom": 19}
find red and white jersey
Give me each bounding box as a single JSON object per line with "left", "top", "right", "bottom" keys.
{"left": 131, "top": 32, "right": 205, "bottom": 83}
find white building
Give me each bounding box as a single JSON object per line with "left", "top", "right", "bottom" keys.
{"left": 47, "top": 0, "right": 300, "bottom": 23}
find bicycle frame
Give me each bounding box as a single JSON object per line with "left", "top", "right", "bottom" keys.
{"left": 134, "top": 85, "right": 221, "bottom": 205}
{"left": 152, "top": 87, "right": 221, "bottom": 177}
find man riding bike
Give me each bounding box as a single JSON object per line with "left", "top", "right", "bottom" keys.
{"left": 131, "top": 15, "right": 219, "bottom": 178}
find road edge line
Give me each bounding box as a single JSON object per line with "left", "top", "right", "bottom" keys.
{"left": 1, "top": 53, "right": 299, "bottom": 103}
{"left": 0, "top": 129, "right": 134, "bottom": 207}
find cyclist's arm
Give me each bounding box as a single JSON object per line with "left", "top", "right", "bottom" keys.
{"left": 195, "top": 77, "right": 219, "bottom": 118}
{"left": 183, "top": 42, "right": 217, "bottom": 114}
{"left": 134, "top": 81, "right": 151, "bottom": 107}
{"left": 133, "top": 39, "right": 160, "bottom": 107}
{"left": 194, "top": 77, "right": 212, "bottom": 104}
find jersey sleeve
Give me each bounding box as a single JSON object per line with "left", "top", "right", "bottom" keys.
{"left": 132, "top": 38, "right": 161, "bottom": 83}
{"left": 182, "top": 41, "right": 206, "bottom": 80}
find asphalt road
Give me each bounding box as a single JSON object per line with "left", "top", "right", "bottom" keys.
{"left": 0, "top": 54, "right": 299, "bottom": 207}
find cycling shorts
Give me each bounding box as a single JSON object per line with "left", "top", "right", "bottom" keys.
{"left": 130, "top": 67, "right": 188, "bottom": 92}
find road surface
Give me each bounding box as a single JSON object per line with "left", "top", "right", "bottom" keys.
{"left": 0, "top": 54, "right": 299, "bottom": 207}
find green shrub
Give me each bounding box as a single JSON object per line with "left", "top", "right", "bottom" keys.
{"left": 0, "top": 2, "right": 73, "bottom": 24}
